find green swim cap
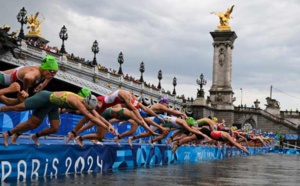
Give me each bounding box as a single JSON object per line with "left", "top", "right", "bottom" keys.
{"left": 77, "top": 88, "right": 91, "bottom": 98}
{"left": 186, "top": 117, "right": 195, "bottom": 126}
{"left": 40, "top": 55, "right": 58, "bottom": 71}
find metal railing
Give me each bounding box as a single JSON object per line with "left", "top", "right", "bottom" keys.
{"left": 283, "top": 142, "right": 300, "bottom": 149}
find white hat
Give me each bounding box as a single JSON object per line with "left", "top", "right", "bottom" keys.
{"left": 84, "top": 94, "right": 98, "bottom": 109}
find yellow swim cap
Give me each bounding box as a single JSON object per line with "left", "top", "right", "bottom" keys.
{"left": 212, "top": 117, "right": 218, "bottom": 122}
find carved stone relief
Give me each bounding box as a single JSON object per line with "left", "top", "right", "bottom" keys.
{"left": 218, "top": 47, "right": 226, "bottom": 67}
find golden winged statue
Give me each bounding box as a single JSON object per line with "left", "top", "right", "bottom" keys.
{"left": 211, "top": 5, "right": 234, "bottom": 31}
{"left": 26, "top": 12, "right": 44, "bottom": 36}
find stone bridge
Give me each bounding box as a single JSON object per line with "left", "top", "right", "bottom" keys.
{"left": 191, "top": 104, "right": 299, "bottom": 135}
{"left": 0, "top": 42, "right": 188, "bottom": 113}
{"left": 0, "top": 40, "right": 299, "bottom": 136}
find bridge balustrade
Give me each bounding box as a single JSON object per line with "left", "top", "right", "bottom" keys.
{"left": 27, "top": 45, "right": 43, "bottom": 56}
{"left": 17, "top": 42, "right": 184, "bottom": 104}
{"left": 234, "top": 106, "right": 299, "bottom": 129}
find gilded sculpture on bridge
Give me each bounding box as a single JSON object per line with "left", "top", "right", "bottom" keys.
{"left": 27, "top": 12, "right": 44, "bottom": 36}
{"left": 211, "top": 5, "right": 234, "bottom": 31}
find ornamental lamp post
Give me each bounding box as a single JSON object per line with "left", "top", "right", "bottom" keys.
{"left": 240, "top": 88, "right": 243, "bottom": 106}
{"left": 172, "top": 77, "right": 177, "bottom": 95}
{"left": 59, "top": 25, "right": 68, "bottom": 54}
{"left": 157, "top": 70, "right": 162, "bottom": 89}
{"left": 196, "top": 73, "right": 207, "bottom": 97}
{"left": 16, "top": 7, "right": 27, "bottom": 39}
{"left": 91, "top": 40, "right": 99, "bottom": 66}
{"left": 139, "top": 61, "right": 145, "bottom": 82}
{"left": 117, "top": 52, "right": 124, "bottom": 75}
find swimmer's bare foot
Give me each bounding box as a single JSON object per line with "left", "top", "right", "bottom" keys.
{"left": 75, "top": 136, "right": 84, "bottom": 148}
{"left": 114, "top": 135, "right": 121, "bottom": 147}
{"left": 66, "top": 132, "right": 75, "bottom": 144}
{"left": 92, "top": 140, "right": 104, "bottom": 146}
{"left": 149, "top": 140, "right": 154, "bottom": 148}
{"left": 128, "top": 136, "right": 134, "bottom": 148}
{"left": 11, "top": 134, "right": 19, "bottom": 144}
{"left": 2, "top": 132, "right": 9, "bottom": 147}
{"left": 172, "top": 144, "right": 178, "bottom": 154}
{"left": 172, "top": 141, "right": 179, "bottom": 154}
{"left": 118, "top": 121, "right": 126, "bottom": 126}
{"left": 91, "top": 139, "right": 98, "bottom": 144}
{"left": 152, "top": 132, "right": 160, "bottom": 136}
{"left": 31, "top": 135, "right": 40, "bottom": 146}
{"left": 166, "top": 138, "right": 172, "bottom": 145}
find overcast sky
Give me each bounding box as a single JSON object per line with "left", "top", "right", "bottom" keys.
{"left": 1, "top": 0, "right": 300, "bottom": 111}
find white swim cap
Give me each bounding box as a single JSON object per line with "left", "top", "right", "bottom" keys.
{"left": 84, "top": 94, "right": 98, "bottom": 109}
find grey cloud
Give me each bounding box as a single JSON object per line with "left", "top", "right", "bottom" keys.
{"left": 1, "top": 0, "right": 300, "bottom": 110}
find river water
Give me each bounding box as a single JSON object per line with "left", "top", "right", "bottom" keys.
{"left": 3, "top": 153, "right": 299, "bottom": 186}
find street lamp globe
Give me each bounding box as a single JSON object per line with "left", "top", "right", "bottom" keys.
{"left": 139, "top": 61, "right": 145, "bottom": 82}
{"left": 59, "top": 25, "right": 68, "bottom": 54}
{"left": 91, "top": 40, "right": 99, "bottom": 66}
{"left": 157, "top": 70, "right": 162, "bottom": 89}
{"left": 172, "top": 77, "right": 177, "bottom": 95}
{"left": 118, "top": 52, "right": 124, "bottom": 75}
{"left": 16, "top": 7, "right": 28, "bottom": 39}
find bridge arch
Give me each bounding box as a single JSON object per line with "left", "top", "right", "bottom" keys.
{"left": 238, "top": 114, "right": 258, "bottom": 130}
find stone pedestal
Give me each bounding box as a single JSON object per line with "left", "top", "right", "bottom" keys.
{"left": 25, "top": 35, "right": 49, "bottom": 45}
{"left": 194, "top": 97, "right": 206, "bottom": 106}
{"left": 216, "top": 26, "right": 231, "bottom": 31}
{"left": 265, "top": 107, "right": 280, "bottom": 116}
{"left": 264, "top": 97, "right": 281, "bottom": 116}
{"left": 209, "top": 31, "right": 237, "bottom": 109}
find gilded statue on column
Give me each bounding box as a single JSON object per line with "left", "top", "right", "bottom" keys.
{"left": 211, "top": 5, "right": 234, "bottom": 31}
{"left": 26, "top": 12, "right": 44, "bottom": 36}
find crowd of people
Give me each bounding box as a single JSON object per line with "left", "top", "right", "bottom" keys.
{"left": 0, "top": 55, "right": 275, "bottom": 155}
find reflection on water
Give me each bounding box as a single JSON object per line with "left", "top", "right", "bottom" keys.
{"left": 3, "top": 154, "right": 299, "bottom": 186}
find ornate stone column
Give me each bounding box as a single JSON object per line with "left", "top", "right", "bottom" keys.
{"left": 209, "top": 31, "right": 237, "bottom": 109}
